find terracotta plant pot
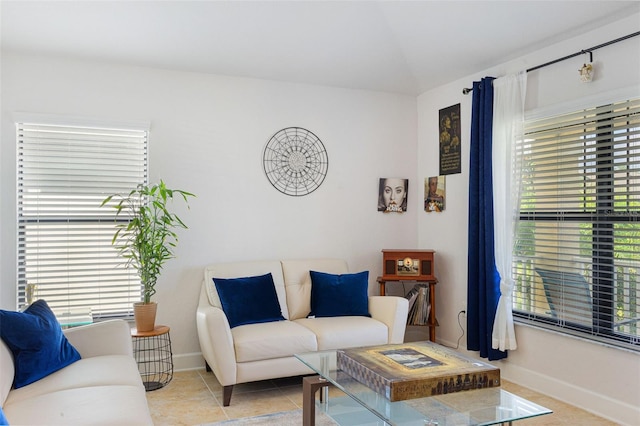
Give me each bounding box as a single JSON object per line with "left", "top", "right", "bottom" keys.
{"left": 134, "top": 302, "right": 157, "bottom": 332}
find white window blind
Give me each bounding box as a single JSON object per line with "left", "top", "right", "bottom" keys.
{"left": 17, "top": 122, "right": 148, "bottom": 319}
{"left": 513, "top": 98, "right": 640, "bottom": 350}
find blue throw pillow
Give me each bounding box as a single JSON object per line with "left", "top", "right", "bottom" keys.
{"left": 0, "top": 300, "right": 81, "bottom": 388}
{"left": 213, "top": 273, "right": 285, "bottom": 328}
{"left": 0, "top": 406, "right": 8, "bottom": 425}
{"left": 309, "top": 270, "right": 371, "bottom": 317}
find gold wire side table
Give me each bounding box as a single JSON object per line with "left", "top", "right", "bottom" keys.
{"left": 131, "top": 325, "right": 174, "bottom": 391}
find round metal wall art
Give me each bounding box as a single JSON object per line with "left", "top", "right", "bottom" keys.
{"left": 263, "top": 127, "right": 328, "bottom": 196}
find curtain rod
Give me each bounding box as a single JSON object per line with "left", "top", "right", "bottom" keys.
{"left": 462, "top": 30, "right": 640, "bottom": 95}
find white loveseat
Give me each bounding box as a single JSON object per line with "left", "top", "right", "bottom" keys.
{"left": 1, "top": 320, "right": 153, "bottom": 425}
{"left": 196, "top": 258, "right": 409, "bottom": 406}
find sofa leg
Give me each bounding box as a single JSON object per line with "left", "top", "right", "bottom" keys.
{"left": 205, "top": 361, "right": 211, "bottom": 372}
{"left": 223, "top": 385, "right": 233, "bottom": 406}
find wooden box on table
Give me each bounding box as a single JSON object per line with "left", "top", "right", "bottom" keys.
{"left": 337, "top": 341, "right": 500, "bottom": 402}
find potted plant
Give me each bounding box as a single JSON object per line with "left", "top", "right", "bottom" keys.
{"left": 101, "top": 180, "right": 194, "bottom": 331}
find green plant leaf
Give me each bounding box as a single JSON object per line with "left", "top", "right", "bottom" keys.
{"left": 100, "top": 181, "right": 195, "bottom": 304}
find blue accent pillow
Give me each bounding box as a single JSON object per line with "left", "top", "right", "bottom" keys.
{"left": 0, "top": 406, "right": 8, "bottom": 425}
{"left": 309, "top": 270, "right": 371, "bottom": 317}
{"left": 213, "top": 273, "right": 285, "bottom": 328}
{"left": 0, "top": 300, "right": 81, "bottom": 388}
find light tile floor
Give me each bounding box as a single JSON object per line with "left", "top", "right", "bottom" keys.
{"left": 145, "top": 370, "right": 618, "bottom": 425}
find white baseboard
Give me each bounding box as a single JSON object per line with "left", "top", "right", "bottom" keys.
{"left": 500, "top": 361, "right": 639, "bottom": 426}
{"left": 430, "top": 339, "right": 638, "bottom": 426}
{"left": 173, "top": 352, "right": 206, "bottom": 372}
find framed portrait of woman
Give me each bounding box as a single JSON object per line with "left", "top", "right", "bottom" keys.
{"left": 378, "top": 178, "right": 408, "bottom": 213}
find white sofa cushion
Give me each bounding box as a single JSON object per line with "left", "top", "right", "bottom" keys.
{"left": 232, "top": 320, "right": 317, "bottom": 363}
{"left": 294, "top": 316, "right": 389, "bottom": 350}
{"left": 5, "top": 355, "right": 142, "bottom": 406}
{"left": 4, "top": 385, "right": 151, "bottom": 426}
{"left": 63, "top": 319, "right": 134, "bottom": 358}
{"left": 204, "top": 260, "right": 290, "bottom": 319}
{"left": 281, "top": 258, "right": 349, "bottom": 320}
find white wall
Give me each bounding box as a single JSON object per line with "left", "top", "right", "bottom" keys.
{"left": 0, "top": 52, "right": 418, "bottom": 366}
{"left": 417, "top": 13, "right": 640, "bottom": 425}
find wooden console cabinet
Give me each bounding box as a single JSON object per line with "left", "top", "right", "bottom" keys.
{"left": 378, "top": 249, "right": 438, "bottom": 342}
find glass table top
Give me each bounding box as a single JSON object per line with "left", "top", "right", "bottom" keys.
{"left": 296, "top": 349, "right": 552, "bottom": 426}
{"left": 56, "top": 308, "right": 93, "bottom": 328}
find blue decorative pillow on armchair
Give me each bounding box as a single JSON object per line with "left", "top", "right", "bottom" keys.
{"left": 213, "top": 273, "right": 285, "bottom": 328}
{"left": 309, "top": 270, "right": 371, "bottom": 317}
{"left": 0, "top": 300, "right": 81, "bottom": 388}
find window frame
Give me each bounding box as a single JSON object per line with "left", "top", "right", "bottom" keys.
{"left": 512, "top": 96, "right": 640, "bottom": 351}
{"left": 15, "top": 114, "right": 149, "bottom": 320}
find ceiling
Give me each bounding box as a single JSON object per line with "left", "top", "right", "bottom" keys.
{"left": 2, "top": 1, "right": 639, "bottom": 95}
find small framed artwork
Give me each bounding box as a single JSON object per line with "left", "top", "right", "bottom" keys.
{"left": 378, "top": 178, "right": 408, "bottom": 213}
{"left": 424, "top": 176, "right": 445, "bottom": 212}
{"left": 439, "top": 104, "right": 461, "bottom": 175}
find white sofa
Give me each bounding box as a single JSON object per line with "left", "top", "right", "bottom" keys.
{"left": 196, "top": 258, "right": 409, "bottom": 406}
{"left": 1, "top": 320, "right": 153, "bottom": 425}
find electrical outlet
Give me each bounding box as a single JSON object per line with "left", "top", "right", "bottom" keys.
{"left": 460, "top": 299, "right": 467, "bottom": 314}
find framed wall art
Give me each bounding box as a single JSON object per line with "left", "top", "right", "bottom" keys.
{"left": 424, "top": 176, "right": 445, "bottom": 213}
{"left": 378, "top": 178, "right": 408, "bottom": 213}
{"left": 263, "top": 127, "right": 328, "bottom": 196}
{"left": 439, "top": 104, "right": 461, "bottom": 175}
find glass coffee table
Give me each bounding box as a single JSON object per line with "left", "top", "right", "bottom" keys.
{"left": 296, "top": 350, "right": 552, "bottom": 426}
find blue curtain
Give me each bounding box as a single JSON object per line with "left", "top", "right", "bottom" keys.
{"left": 467, "top": 77, "right": 507, "bottom": 361}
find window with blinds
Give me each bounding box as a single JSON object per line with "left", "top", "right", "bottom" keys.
{"left": 512, "top": 98, "right": 640, "bottom": 350}
{"left": 17, "top": 121, "right": 148, "bottom": 319}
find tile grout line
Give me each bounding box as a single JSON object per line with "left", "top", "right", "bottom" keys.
{"left": 197, "top": 370, "right": 228, "bottom": 420}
